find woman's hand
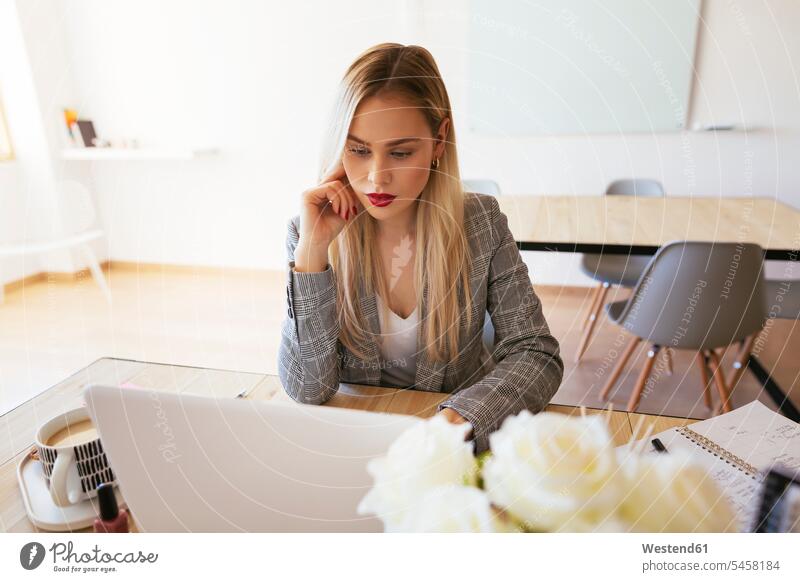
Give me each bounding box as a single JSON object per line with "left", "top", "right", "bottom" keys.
{"left": 439, "top": 407, "right": 467, "bottom": 425}
{"left": 295, "top": 161, "right": 361, "bottom": 267}
{"left": 440, "top": 408, "right": 475, "bottom": 443}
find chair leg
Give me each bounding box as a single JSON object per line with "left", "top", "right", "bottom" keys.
{"left": 706, "top": 349, "right": 732, "bottom": 413}
{"left": 696, "top": 351, "right": 713, "bottom": 409}
{"left": 627, "top": 344, "right": 660, "bottom": 412}
{"left": 733, "top": 338, "right": 747, "bottom": 364}
{"left": 79, "top": 243, "right": 112, "bottom": 303}
{"left": 728, "top": 331, "right": 760, "bottom": 390}
{"left": 663, "top": 347, "right": 673, "bottom": 376}
{"left": 575, "top": 282, "right": 610, "bottom": 362}
{"left": 580, "top": 283, "right": 604, "bottom": 331}
{"left": 599, "top": 335, "right": 641, "bottom": 400}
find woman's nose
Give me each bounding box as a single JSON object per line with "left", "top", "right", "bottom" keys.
{"left": 368, "top": 162, "right": 391, "bottom": 187}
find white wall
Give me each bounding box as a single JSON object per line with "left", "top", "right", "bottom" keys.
{"left": 5, "top": 0, "right": 800, "bottom": 285}
{"left": 425, "top": 0, "right": 800, "bottom": 283}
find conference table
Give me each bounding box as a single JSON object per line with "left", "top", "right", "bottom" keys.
{"left": 497, "top": 194, "right": 800, "bottom": 421}
{"left": 0, "top": 357, "right": 694, "bottom": 533}
{"left": 496, "top": 195, "right": 800, "bottom": 260}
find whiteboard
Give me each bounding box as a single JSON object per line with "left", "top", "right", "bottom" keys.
{"left": 468, "top": 0, "right": 701, "bottom": 135}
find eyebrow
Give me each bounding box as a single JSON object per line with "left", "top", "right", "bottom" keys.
{"left": 346, "top": 134, "right": 423, "bottom": 147}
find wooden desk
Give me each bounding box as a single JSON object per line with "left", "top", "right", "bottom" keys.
{"left": 497, "top": 195, "right": 800, "bottom": 260}
{"left": 0, "top": 358, "right": 694, "bottom": 533}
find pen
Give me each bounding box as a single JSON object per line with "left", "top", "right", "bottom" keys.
{"left": 651, "top": 438, "right": 668, "bottom": 453}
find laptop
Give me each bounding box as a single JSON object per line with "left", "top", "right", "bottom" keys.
{"left": 82, "top": 384, "right": 418, "bottom": 532}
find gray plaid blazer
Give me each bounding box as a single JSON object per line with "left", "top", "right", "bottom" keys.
{"left": 278, "top": 192, "right": 563, "bottom": 452}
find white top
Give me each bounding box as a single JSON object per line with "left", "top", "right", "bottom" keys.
{"left": 375, "top": 294, "right": 419, "bottom": 388}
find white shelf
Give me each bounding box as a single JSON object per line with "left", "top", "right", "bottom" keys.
{"left": 61, "top": 147, "right": 218, "bottom": 161}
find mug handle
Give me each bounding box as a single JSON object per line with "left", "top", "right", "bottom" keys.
{"left": 49, "top": 448, "right": 75, "bottom": 507}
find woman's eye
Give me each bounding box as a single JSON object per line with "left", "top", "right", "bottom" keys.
{"left": 347, "top": 146, "right": 369, "bottom": 156}
{"left": 346, "top": 146, "right": 411, "bottom": 160}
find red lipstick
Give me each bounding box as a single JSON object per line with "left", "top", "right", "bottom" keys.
{"left": 367, "top": 193, "right": 397, "bottom": 207}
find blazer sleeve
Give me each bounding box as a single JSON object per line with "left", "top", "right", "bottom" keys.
{"left": 438, "top": 196, "right": 564, "bottom": 453}
{"left": 277, "top": 217, "right": 342, "bottom": 404}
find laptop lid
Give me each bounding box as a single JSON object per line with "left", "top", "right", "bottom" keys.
{"left": 83, "top": 384, "right": 418, "bottom": 532}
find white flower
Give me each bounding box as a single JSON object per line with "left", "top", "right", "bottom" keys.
{"left": 357, "top": 415, "right": 478, "bottom": 532}
{"left": 615, "top": 450, "right": 738, "bottom": 532}
{"left": 402, "top": 485, "right": 513, "bottom": 532}
{"left": 483, "top": 411, "right": 625, "bottom": 532}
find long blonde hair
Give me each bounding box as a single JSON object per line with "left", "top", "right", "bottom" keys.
{"left": 320, "top": 43, "right": 473, "bottom": 364}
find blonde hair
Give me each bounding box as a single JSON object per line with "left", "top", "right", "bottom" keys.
{"left": 320, "top": 43, "right": 473, "bottom": 364}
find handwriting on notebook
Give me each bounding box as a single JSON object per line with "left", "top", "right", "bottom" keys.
{"left": 690, "top": 401, "right": 800, "bottom": 471}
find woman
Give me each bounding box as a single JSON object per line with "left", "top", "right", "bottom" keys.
{"left": 278, "top": 43, "right": 563, "bottom": 453}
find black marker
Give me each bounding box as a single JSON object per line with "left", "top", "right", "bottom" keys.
{"left": 651, "top": 438, "right": 668, "bottom": 453}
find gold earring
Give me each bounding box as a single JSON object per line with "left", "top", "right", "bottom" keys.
{"left": 432, "top": 158, "right": 440, "bottom": 169}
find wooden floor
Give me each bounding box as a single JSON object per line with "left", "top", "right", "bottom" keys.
{"left": 1, "top": 264, "right": 798, "bottom": 419}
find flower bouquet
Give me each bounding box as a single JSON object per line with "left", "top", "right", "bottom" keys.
{"left": 357, "top": 411, "right": 738, "bottom": 532}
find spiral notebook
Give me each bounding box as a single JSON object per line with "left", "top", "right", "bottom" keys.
{"left": 642, "top": 400, "right": 800, "bottom": 531}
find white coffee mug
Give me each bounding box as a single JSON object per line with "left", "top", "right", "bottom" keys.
{"left": 34, "top": 406, "right": 116, "bottom": 507}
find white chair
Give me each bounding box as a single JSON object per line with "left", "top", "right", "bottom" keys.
{"left": 462, "top": 179, "right": 502, "bottom": 197}
{"left": 0, "top": 181, "right": 110, "bottom": 304}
